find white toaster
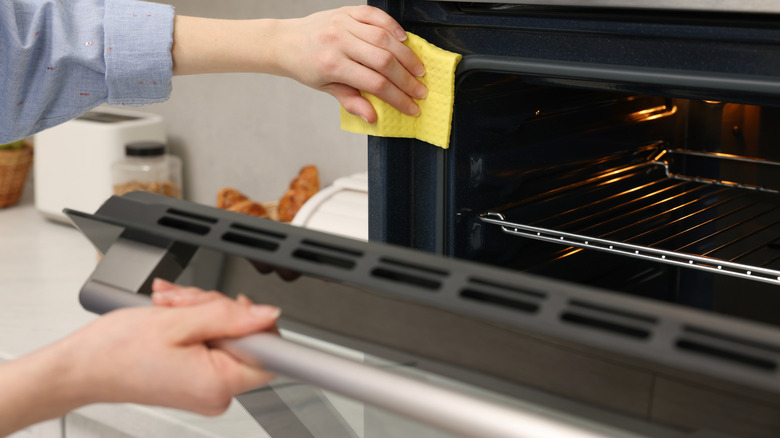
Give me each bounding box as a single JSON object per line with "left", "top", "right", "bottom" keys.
{"left": 34, "top": 107, "right": 165, "bottom": 223}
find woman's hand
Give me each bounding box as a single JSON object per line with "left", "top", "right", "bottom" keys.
{"left": 0, "top": 282, "right": 280, "bottom": 436}
{"left": 172, "top": 5, "right": 427, "bottom": 125}
{"left": 65, "top": 284, "right": 279, "bottom": 416}
{"left": 271, "top": 6, "right": 428, "bottom": 124}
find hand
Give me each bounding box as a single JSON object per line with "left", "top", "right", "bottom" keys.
{"left": 67, "top": 286, "right": 279, "bottom": 416}
{"left": 273, "top": 6, "right": 428, "bottom": 124}
{"left": 151, "top": 278, "right": 244, "bottom": 307}
{"left": 0, "top": 283, "right": 280, "bottom": 436}
{"left": 172, "top": 6, "right": 428, "bottom": 125}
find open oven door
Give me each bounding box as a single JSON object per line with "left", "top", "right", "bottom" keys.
{"left": 66, "top": 192, "right": 780, "bottom": 437}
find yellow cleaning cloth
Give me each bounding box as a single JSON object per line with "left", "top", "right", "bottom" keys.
{"left": 340, "top": 33, "right": 462, "bottom": 149}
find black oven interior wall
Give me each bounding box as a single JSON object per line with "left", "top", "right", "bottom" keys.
{"left": 451, "top": 73, "right": 780, "bottom": 328}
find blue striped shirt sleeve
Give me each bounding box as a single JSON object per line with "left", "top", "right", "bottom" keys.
{"left": 0, "top": 0, "right": 174, "bottom": 143}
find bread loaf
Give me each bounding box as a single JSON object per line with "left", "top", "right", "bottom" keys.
{"left": 278, "top": 165, "right": 320, "bottom": 222}
{"left": 217, "top": 188, "right": 267, "bottom": 218}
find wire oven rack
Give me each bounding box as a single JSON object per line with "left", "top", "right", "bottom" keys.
{"left": 481, "top": 148, "right": 780, "bottom": 285}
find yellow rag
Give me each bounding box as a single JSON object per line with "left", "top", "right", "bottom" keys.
{"left": 339, "top": 33, "right": 462, "bottom": 150}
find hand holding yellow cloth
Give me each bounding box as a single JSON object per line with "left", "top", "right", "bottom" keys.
{"left": 340, "top": 33, "right": 462, "bottom": 150}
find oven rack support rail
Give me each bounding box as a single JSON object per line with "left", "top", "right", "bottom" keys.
{"left": 66, "top": 192, "right": 780, "bottom": 408}
{"left": 480, "top": 212, "right": 780, "bottom": 285}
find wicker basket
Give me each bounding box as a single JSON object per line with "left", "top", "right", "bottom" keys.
{"left": 0, "top": 145, "right": 33, "bottom": 208}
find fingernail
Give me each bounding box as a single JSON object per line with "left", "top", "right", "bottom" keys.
{"left": 409, "top": 102, "right": 420, "bottom": 116}
{"left": 361, "top": 115, "right": 375, "bottom": 125}
{"left": 395, "top": 29, "right": 407, "bottom": 41}
{"left": 416, "top": 84, "right": 428, "bottom": 99}
{"left": 415, "top": 65, "right": 426, "bottom": 78}
{"left": 152, "top": 278, "right": 174, "bottom": 290}
{"left": 151, "top": 290, "right": 174, "bottom": 301}
{"left": 251, "top": 305, "right": 281, "bottom": 320}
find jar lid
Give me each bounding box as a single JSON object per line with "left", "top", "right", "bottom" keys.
{"left": 125, "top": 141, "right": 166, "bottom": 156}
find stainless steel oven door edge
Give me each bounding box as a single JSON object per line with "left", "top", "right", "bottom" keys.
{"left": 427, "top": 0, "right": 780, "bottom": 14}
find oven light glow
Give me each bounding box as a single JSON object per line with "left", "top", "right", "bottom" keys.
{"left": 627, "top": 105, "right": 678, "bottom": 122}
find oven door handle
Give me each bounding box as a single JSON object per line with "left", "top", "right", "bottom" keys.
{"left": 80, "top": 284, "right": 639, "bottom": 438}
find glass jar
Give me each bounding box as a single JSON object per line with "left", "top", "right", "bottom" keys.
{"left": 111, "top": 141, "right": 182, "bottom": 199}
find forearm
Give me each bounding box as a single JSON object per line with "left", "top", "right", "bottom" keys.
{"left": 0, "top": 0, "right": 174, "bottom": 143}
{"left": 0, "top": 339, "right": 87, "bottom": 436}
{"left": 172, "top": 16, "right": 283, "bottom": 76}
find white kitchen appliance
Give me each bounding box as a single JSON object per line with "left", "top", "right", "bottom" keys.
{"left": 291, "top": 172, "right": 368, "bottom": 241}
{"left": 34, "top": 106, "right": 165, "bottom": 222}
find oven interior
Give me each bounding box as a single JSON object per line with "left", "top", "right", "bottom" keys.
{"left": 449, "top": 68, "right": 780, "bottom": 329}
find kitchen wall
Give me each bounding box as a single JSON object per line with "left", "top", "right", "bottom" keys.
{"left": 130, "top": 0, "right": 369, "bottom": 206}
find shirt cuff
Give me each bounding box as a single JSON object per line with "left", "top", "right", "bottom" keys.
{"left": 104, "top": 0, "right": 174, "bottom": 106}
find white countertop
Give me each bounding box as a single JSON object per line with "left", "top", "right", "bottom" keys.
{"left": 0, "top": 186, "right": 265, "bottom": 437}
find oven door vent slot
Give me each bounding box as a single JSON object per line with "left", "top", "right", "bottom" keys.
{"left": 460, "top": 289, "right": 539, "bottom": 313}
{"left": 559, "top": 300, "right": 656, "bottom": 340}
{"left": 221, "top": 222, "right": 287, "bottom": 252}
{"left": 675, "top": 327, "right": 780, "bottom": 371}
{"left": 371, "top": 268, "right": 442, "bottom": 290}
{"left": 459, "top": 277, "right": 545, "bottom": 314}
{"left": 291, "top": 240, "right": 363, "bottom": 270}
{"left": 222, "top": 231, "right": 279, "bottom": 252}
{"left": 293, "top": 249, "right": 356, "bottom": 269}
{"left": 166, "top": 208, "right": 219, "bottom": 224}
{"left": 371, "top": 258, "right": 448, "bottom": 291}
{"left": 158, "top": 216, "right": 211, "bottom": 236}
{"left": 230, "top": 223, "right": 287, "bottom": 240}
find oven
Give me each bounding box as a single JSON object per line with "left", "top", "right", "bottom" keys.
{"left": 367, "top": 0, "right": 780, "bottom": 436}
{"left": 67, "top": 2, "right": 780, "bottom": 437}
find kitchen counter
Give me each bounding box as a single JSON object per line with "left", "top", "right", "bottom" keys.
{"left": 0, "top": 187, "right": 265, "bottom": 437}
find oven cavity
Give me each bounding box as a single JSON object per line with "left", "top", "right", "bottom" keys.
{"left": 449, "top": 69, "right": 780, "bottom": 329}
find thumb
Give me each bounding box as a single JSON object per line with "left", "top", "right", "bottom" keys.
{"left": 208, "top": 347, "right": 277, "bottom": 397}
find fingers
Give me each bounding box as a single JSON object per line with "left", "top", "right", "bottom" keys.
{"left": 150, "top": 280, "right": 280, "bottom": 341}
{"left": 169, "top": 298, "right": 281, "bottom": 345}
{"left": 347, "top": 19, "right": 426, "bottom": 80}
{"left": 338, "top": 17, "right": 427, "bottom": 120}
{"left": 346, "top": 4, "right": 409, "bottom": 42}
{"left": 290, "top": 6, "right": 426, "bottom": 123}
{"left": 151, "top": 278, "right": 224, "bottom": 307}
{"left": 330, "top": 83, "right": 377, "bottom": 123}
{"left": 335, "top": 52, "right": 423, "bottom": 119}
{"left": 150, "top": 280, "right": 282, "bottom": 340}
